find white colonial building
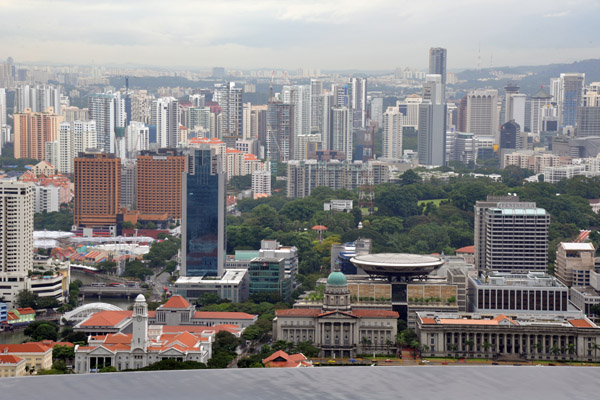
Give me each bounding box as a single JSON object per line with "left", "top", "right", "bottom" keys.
{"left": 74, "top": 295, "right": 213, "bottom": 373}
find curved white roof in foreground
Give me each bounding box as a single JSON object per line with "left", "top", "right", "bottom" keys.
{"left": 63, "top": 302, "right": 124, "bottom": 321}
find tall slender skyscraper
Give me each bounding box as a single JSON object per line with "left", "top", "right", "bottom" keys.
{"left": 181, "top": 147, "right": 226, "bottom": 277}
{"left": 383, "top": 106, "right": 403, "bottom": 159}
{"left": 418, "top": 75, "right": 446, "bottom": 166}
{"left": 213, "top": 82, "right": 243, "bottom": 138}
{"left": 151, "top": 97, "right": 180, "bottom": 148}
{"left": 429, "top": 48, "right": 447, "bottom": 85}
{"left": 330, "top": 107, "right": 353, "bottom": 161}
{"left": 88, "top": 93, "right": 116, "bottom": 153}
{"left": 283, "top": 85, "right": 311, "bottom": 160}
{"left": 13, "top": 107, "right": 63, "bottom": 160}
{"left": 559, "top": 73, "right": 585, "bottom": 128}
{"left": 465, "top": 89, "right": 499, "bottom": 136}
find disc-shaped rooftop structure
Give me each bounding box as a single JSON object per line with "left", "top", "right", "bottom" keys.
{"left": 350, "top": 253, "right": 444, "bottom": 280}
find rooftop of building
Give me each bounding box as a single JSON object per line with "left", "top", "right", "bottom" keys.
{"left": 570, "top": 286, "right": 600, "bottom": 298}
{"left": 560, "top": 242, "right": 595, "bottom": 251}
{"left": 161, "top": 296, "right": 192, "bottom": 309}
{"left": 417, "top": 312, "right": 597, "bottom": 329}
{"left": 469, "top": 272, "right": 567, "bottom": 288}
{"left": 262, "top": 350, "right": 311, "bottom": 368}
{"left": 455, "top": 245, "right": 475, "bottom": 254}
{"left": 0, "top": 355, "right": 24, "bottom": 365}
{"left": 175, "top": 269, "right": 247, "bottom": 285}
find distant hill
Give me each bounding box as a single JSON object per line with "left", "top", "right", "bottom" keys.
{"left": 455, "top": 59, "right": 600, "bottom": 95}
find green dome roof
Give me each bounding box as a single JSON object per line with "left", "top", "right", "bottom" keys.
{"left": 327, "top": 271, "right": 347, "bottom": 286}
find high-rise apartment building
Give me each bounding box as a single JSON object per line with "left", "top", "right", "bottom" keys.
{"left": 484, "top": 202, "right": 550, "bottom": 273}
{"left": 74, "top": 152, "right": 121, "bottom": 227}
{"left": 213, "top": 82, "right": 243, "bottom": 138}
{"left": 530, "top": 88, "right": 553, "bottom": 134}
{"left": 88, "top": 93, "right": 116, "bottom": 154}
{"left": 399, "top": 95, "right": 422, "bottom": 129}
{"left": 58, "top": 120, "right": 97, "bottom": 174}
{"left": 0, "top": 181, "right": 34, "bottom": 306}
{"left": 181, "top": 147, "right": 226, "bottom": 277}
{"left": 503, "top": 82, "right": 520, "bottom": 124}
{"left": 14, "top": 84, "right": 61, "bottom": 115}
{"left": 310, "top": 79, "right": 324, "bottom": 133}
{"left": 348, "top": 77, "right": 367, "bottom": 128}
{"left": 330, "top": 107, "right": 353, "bottom": 161}
{"left": 559, "top": 73, "right": 585, "bottom": 128}
{"left": 283, "top": 85, "right": 311, "bottom": 159}
{"left": 382, "top": 106, "right": 404, "bottom": 159}
{"left": 370, "top": 97, "right": 384, "bottom": 127}
{"left": 555, "top": 242, "right": 596, "bottom": 288}
{"left": 126, "top": 121, "right": 149, "bottom": 158}
{"left": 266, "top": 101, "right": 292, "bottom": 163}
{"left": 136, "top": 149, "right": 186, "bottom": 220}
{"left": 151, "top": 97, "right": 179, "bottom": 149}
{"left": 0, "top": 88, "right": 6, "bottom": 130}
{"left": 465, "top": 89, "right": 499, "bottom": 136}
{"left": 418, "top": 74, "right": 446, "bottom": 166}
{"left": 429, "top": 47, "right": 447, "bottom": 84}
{"left": 13, "top": 107, "right": 63, "bottom": 160}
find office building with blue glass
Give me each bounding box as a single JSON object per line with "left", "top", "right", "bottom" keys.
{"left": 181, "top": 146, "right": 226, "bottom": 277}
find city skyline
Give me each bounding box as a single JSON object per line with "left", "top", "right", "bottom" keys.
{"left": 0, "top": 0, "right": 598, "bottom": 70}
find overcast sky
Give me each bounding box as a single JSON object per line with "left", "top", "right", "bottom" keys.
{"left": 1, "top": 0, "right": 599, "bottom": 71}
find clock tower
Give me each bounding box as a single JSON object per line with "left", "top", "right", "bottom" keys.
{"left": 132, "top": 294, "right": 148, "bottom": 351}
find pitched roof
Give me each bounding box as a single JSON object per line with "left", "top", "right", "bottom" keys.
{"left": 16, "top": 307, "right": 36, "bottom": 315}
{"left": 193, "top": 311, "right": 256, "bottom": 320}
{"left": 80, "top": 310, "right": 132, "bottom": 327}
{"left": 0, "top": 355, "right": 24, "bottom": 364}
{"left": 162, "top": 295, "right": 191, "bottom": 309}
{"left": 263, "top": 350, "right": 309, "bottom": 368}
{"left": 0, "top": 343, "right": 51, "bottom": 353}
{"left": 350, "top": 309, "right": 399, "bottom": 318}
{"left": 569, "top": 319, "right": 594, "bottom": 328}
{"left": 275, "top": 309, "right": 322, "bottom": 317}
{"left": 456, "top": 245, "right": 475, "bottom": 254}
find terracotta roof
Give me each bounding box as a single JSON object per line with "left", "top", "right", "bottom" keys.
{"left": 193, "top": 311, "right": 256, "bottom": 320}
{"left": 39, "top": 341, "right": 74, "bottom": 348}
{"left": 456, "top": 245, "right": 475, "bottom": 254}
{"left": 311, "top": 225, "right": 327, "bottom": 231}
{"left": 350, "top": 309, "right": 399, "bottom": 318}
{"left": 0, "top": 343, "right": 51, "bottom": 353}
{"left": 161, "top": 324, "right": 240, "bottom": 335}
{"left": 16, "top": 307, "right": 36, "bottom": 315}
{"left": 162, "top": 295, "right": 191, "bottom": 309}
{"left": 275, "top": 309, "right": 321, "bottom": 317}
{"left": 102, "top": 333, "right": 133, "bottom": 344}
{"left": 569, "top": 319, "right": 594, "bottom": 328}
{"left": 0, "top": 355, "right": 24, "bottom": 364}
{"left": 80, "top": 310, "right": 132, "bottom": 327}
{"left": 437, "top": 315, "right": 516, "bottom": 326}
{"left": 226, "top": 148, "right": 243, "bottom": 154}
{"left": 263, "top": 350, "right": 309, "bottom": 368}
{"left": 420, "top": 317, "right": 436, "bottom": 324}
{"left": 7, "top": 312, "right": 19, "bottom": 321}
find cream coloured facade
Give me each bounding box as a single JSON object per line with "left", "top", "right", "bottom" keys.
{"left": 273, "top": 271, "right": 398, "bottom": 358}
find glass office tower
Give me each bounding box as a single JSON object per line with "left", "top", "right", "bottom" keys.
{"left": 181, "top": 147, "right": 225, "bottom": 277}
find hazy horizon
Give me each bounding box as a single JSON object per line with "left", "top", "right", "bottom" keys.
{"left": 1, "top": 0, "right": 599, "bottom": 71}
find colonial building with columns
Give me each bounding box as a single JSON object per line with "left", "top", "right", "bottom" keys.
{"left": 273, "top": 271, "right": 399, "bottom": 358}
{"left": 74, "top": 295, "right": 213, "bottom": 373}
{"left": 416, "top": 312, "right": 600, "bottom": 362}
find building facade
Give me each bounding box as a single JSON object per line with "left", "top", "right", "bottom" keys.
{"left": 74, "top": 152, "right": 121, "bottom": 228}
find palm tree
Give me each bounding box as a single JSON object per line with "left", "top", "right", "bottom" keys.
{"left": 551, "top": 343, "right": 561, "bottom": 359}
{"left": 482, "top": 341, "right": 492, "bottom": 359}
{"left": 448, "top": 343, "right": 459, "bottom": 359}
{"left": 567, "top": 343, "right": 575, "bottom": 359}
{"left": 465, "top": 339, "right": 475, "bottom": 358}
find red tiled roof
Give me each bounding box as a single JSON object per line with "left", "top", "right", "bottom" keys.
{"left": 80, "top": 310, "right": 132, "bottom": 327}
{"left": 0, "top": 355, "right": 24, "bottom": 364}
{"left": 39, "top": 341, "right": 74, "bottom": 348}
{"left": 456, "top": 245, "right": 475, "bottom": 254}
{"left": 275, "top": 309, "right": 321, "bottom": 317}
{"left": 350, "top": 309, "right": 399, "bottom": 318}
{"left": 569, "top": 319, "right": 594, "bottom": 328}
{"left": 420, "top": 317, "right": 436, "bottom": 325}
{"left": 263, "top": 350, "right": 309, "bottom": 367}
{"left": 0, "top": 343, "right": 51, "bottom": 353}
{"left": 16, "top": 307, "right": 36, "bottom": 315}
{"left": 7, "top": 312, "right": 18, "bottom": 321}
{"left": 162, "top": 295, "right": 191, "bottom": 309}
{"left": 193, "top": 311, "right": 256, "bottom": 320}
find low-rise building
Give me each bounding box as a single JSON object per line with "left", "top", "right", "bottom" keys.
{"left": 0, "top": 355, "right": 27, "bottom": 377}
{"left": 467, "top": 272, "right": 577, "bottom": 317}
{"left": 249, "top": 257, "right": 292, "bottom": 301}
{"left": 259, "top": 240, "right": 298, "bottom": 287}
{"left": 262, "top": 350, "right": 312, "bottom": 368}
{"left": 273, "top": 271, "right": 399, "bottom": 358}
{"left": 416, "top": 312, "right": 600, "bottom": 362}
{"left": 173, "top": 269, "right": 250, "bottom": 303}
{"left": 0, "top": 343, "right": 53, "bottom": 370}
{"left": 555, "top": 242, "right": 597, "bottom": 287}
{"left": 74, "top": 295, "right": 213, "bottom": 373}
{"left": 324, "top": 200, "right": 353, "bottom": 212}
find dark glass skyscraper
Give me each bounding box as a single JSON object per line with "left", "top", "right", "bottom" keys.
{"left": 181, "top": 147, "right": 225, "bottom": 277}
{"left": 429, "top": 47, "right": 447, "bottom": 85}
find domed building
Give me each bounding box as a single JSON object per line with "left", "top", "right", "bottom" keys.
{"left": 273, "top": 270, "right": 399, "bottom": 358}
